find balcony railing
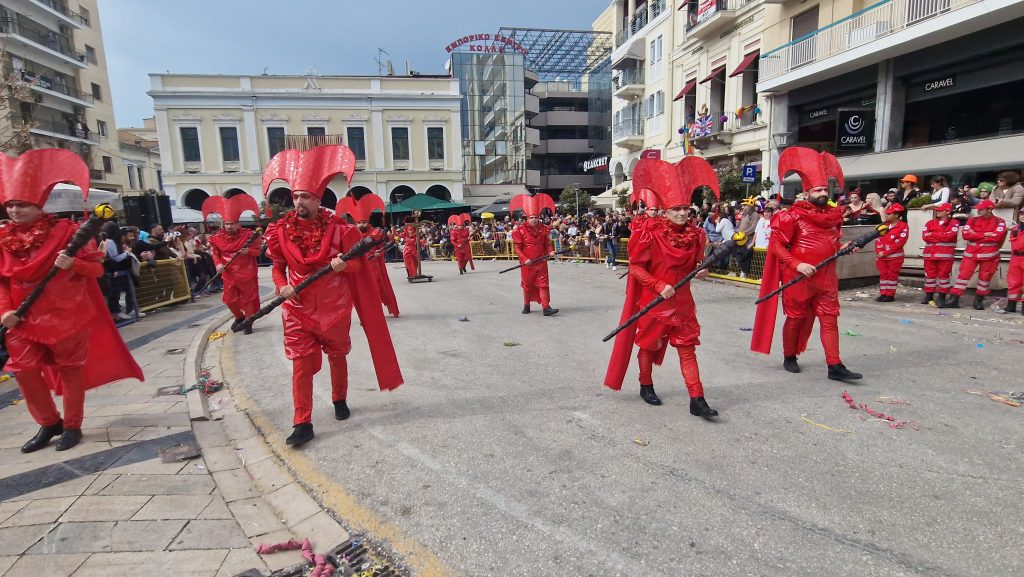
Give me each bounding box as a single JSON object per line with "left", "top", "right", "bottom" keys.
{"left": 760, "top": 0, "right": 976, "bottom": 81}
{"left": 686, "top": 0, "right": 752, "bottom": 31}
{"left": 613, "top": 119, "right": 644, "bottom": 140}
{"left": 0, "top": 17, "right": 86, "bottom": 62}
{"left": 29, "top": 0, "right": 88, "bottom": 25}
{"left": 285, "top": 134, "right": 344, "bottom": 151}
{"left": 14, "top": 115, "right": 99, "bottom": 142}
{"left": 614, "top": 0, "right": 665, "bottom": 47}
{"left": 613, "top": 68, "right": 645, "bottom": 89}
{"left": 20, "top": 69, "right": 94, "bottom": 103}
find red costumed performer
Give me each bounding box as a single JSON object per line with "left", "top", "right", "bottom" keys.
{"left": 400, "top": 217, "right": 420, "bottom": 280}
{"left": 1004, "top": 211, "right": 1024, "bottom": 314}
{"left": 448, "top": 213, "right": 473, "bottom": 274}
{"left": 751, "top": 147, "right": 862, "bottom": 381}
{"left": 336, "top": 193, "right": 399, "bottom": 317}
{"left": 510, "top": 193, "right": 558, "bottom": 316}
{"left": 873, "top": 203, "right": 908, "bottom": 302}
{"left": 204, "top": 194, "right": 262, "bottom": 334}
{"left": 628, "top": 188, "right": 661, "bottom": 234}
{"left": 604, "top": 157, "right": 719, "bottom": 417}
{"left": 262, "top": 146, "right": 403, "bottom": 447}
{"left": 944, "top": 199, "right": 1007, "bottom": 310}
{"left": 1, "top": 149, "right": 143, "bottom": 453}
{"left": 920, "top": 202, "right": 958, "bottom": 305}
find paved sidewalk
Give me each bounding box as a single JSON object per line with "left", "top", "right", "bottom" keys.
{"left": 0, "top": 283, "right": 353, "bottom": 577}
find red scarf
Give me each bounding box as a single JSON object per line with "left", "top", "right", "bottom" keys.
{"left": 791, "top": 201, "right": 844, "bottom": 229}
{"left": 279, "top": 208, "right": 331, "bottom": 254}
{"left": 0, "top": 213, "right": 56, "bottom": 256}
{"left": 0, "top": 216, "right": 73, "bottom": 282}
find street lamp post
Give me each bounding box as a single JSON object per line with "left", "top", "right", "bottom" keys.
{"left": 573, "top": 182, "right": 581, "bottom": 219}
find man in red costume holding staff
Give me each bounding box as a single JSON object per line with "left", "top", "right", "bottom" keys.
{"left": 605, "top": 157, "right": 719, "bottom": 416}
{"left": 448, "top": 213, "right": 473, "bottom": 274}
{"left": 400, "top": 216, "right": 420, "bottom": 281}
{"left": 336, "top": 192, "right": 399, "bottom": 317}
{"left": 510, "top": 193, "right": 558, "bottom": 316}
{"left": 262, "top": 145, "right": 402, "bottom": 447}
{"left": 203, "top": 194, "right": 262, "bottom": 334}
{"left": 0, "top": 149, "right": 143, "bottom": 452}
{"left": 751, "top": 147, "right": 862, "bottom": 381}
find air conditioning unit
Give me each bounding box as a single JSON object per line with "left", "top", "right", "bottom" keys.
{"left": 847, "top": 22, "right": 889, "bottom": 49}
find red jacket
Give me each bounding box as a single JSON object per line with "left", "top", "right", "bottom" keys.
{"left": 209, "top": 229, "right": 261, "bottom": 307}
{"left": 511, "top": 223, "right": 552, "bottom": 262}
{"left": 961, "top": 215, "right": 1007, "bottom": 260}
{"left": 875, "top": 220, "right": 909, "bottom": 259}
{"left": 922, "top": 218, "right": 959, "bottom": 260}
{"left": 1010, "top": 224, "right": 1024, "bottom": 254}
{"left": 400, "top": 225, "right": 418, "bottom": 257}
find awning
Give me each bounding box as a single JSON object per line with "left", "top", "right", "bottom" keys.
{"left": 699, "top": 66, "right": 725, "bottom": 84}
{"left": 171, "top": 207, "right": 204, "bottom": 223}
{"left": 612, "top": 37, "right": 646, "bottom": 69}
{"left": 729, "top": 51, "right": 760, "bottom": 77}
{"left": 43, "top": 184, "right": 124, "bottom": 214}
{"left": 673, "top": 79, "right": 697, "bottom": 101}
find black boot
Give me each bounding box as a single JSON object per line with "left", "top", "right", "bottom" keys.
{"left": 939, "top": 294, "right": 960, "bottom": 309}
{"left": 230, "top": 317, "right": 245, "bottom": 332}
{"left": 973, "top": 295, "right": 985, "bottom": 310}
{"left": 875, "top": 294, "right": 888, "bottom": 302}
{"left": 286, "top": 423, "right": 314, "bottom": 446}
{"left": 921, "top": 292, "right": 934, "bottom": 305}
{"left": 243, "top": 324, "right": 253, "bottom": 335}
{"left": 783, "top": 356, "right": 801, "bottom": 373}
{"left": 689, "top": 397, "right": 719, "bottom": 418}
{"left": 334, "top": 400, "right": 350, "bottom": 421}
{"left": 542, "top": 306, "right": 559, "bottom": 316}
{"left": 56, "top": 428, "right": 82, "bottom": 451}
{"left": 1004, "top": 300, "right": 1018, "bottom": 314}
{"left": 521, "top": 304, "right": 530, "bottom": 314}
{"left": 639, "top": 385, "right": 662, "bottom": 406}
{"left": 828, "top": 363, "right": 863, "bottom": 381}
{"left": 21, "top": 420, "right": 63, "bottom": 453}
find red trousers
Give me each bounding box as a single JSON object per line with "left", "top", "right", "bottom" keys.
{"left": 6, "top": 329, "right": 90, "bottom": 429}
{"left": 283, "top": 315, "right": 352, "bottom": 426}
{"left": 923, "top": 259, "right": 954, "bottom": 294}
{"left": 403, "top": 251, "right": 418, "bottom": 278}
{"left": 1007, "top": 256, "right": 1024, "bottom": 301}
{"left": 226, "top": 294, "right": 261, "bottom": 321}
{"left": 951, "top": 257, "right": 999, "bottom": 296}
{"left": 782, "top": 315, "right": 841, "bottom": 366}
{"left": 637, "top": 346, "right": 704, "bottom": 398}
{"left": 876, "top": 257, "right": 904, "bottom": 296}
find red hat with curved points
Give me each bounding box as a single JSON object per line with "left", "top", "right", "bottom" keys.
{"left": 778, "top": 147, "right": 844, "bottom": 192}
{"left": 202, "top": 194, "right": 259, "bottom": 223}
{"left": 632, "top": 156, "right": 720, "bottom": 209}
{"left": 0, "top": 148, "right": 90, "bottom": 208}
{"left": 336, "top": 192, "right": 384, "bottom": 222}
{"left": 510, "top": 193, "right": 556, "bottom": 217}
{"left": 447, "top": 213, "right": 470, "bottom": 227}
{"left": 262, "top": 145, "right": 356, "bottom": 200}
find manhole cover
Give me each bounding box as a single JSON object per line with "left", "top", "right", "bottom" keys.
{"left": 155, "top": 385, "right": 180, "bottom": 397}
{"left": 159, "top": 442, "right": 201, "bottom": 463}
{"left": 329, "top": 539, "right": 404, "bottom": 576}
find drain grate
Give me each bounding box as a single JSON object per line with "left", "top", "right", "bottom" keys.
{"left": 329, "top": 539, "right": 404, "bottom": 576}
{"left": 166, "top": 348, "right": 186, "bottom": 355}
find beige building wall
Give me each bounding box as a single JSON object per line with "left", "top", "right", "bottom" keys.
{"left": 118, "top": 118, "right": 161, "bottom": 197}
{"left": 72, "top": 0, "right": 122, "bottom": 192}
{"left": 149, "top": 74, "right": 464, "bottom": 211}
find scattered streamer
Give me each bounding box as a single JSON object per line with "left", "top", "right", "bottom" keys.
{"left": 842, "top": 391, "right": 918, "bottom": 430}
{"left": 800, "top": 414, "right": 854, "bottom": 433}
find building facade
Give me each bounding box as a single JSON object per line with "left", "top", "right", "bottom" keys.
{"left": 1, "top": 0, "right": 123, "bottom": 192}
{"left": 148, "top": 73, "right": 464, "bottom": 211}
{"left": 758, "top": 0, "right": 1024, "bottom": 195}
{"left": 118, "top": 117, "right": 162, "bottom": 197}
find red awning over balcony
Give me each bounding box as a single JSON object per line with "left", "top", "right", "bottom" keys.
{"left": 699, "top": 66, "right": 725, "bottom": 84}
{"left": 672, "top": 79, "right": 696, "bottom": 101}
{"left": 729, "top": 51, "right": 760, "bottom": 77}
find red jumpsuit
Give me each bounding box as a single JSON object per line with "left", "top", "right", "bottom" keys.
{"left": 450, "top": 226, "right": 472, "bottom": 271}
{"left": 265, "top": 209, "right": 402, "bottom": 426}
{"left": 922, "top": 217, "right": 959, "bottom": 295}
{"left": 0, "top": 216, "right": 143, "bottom": 430}
{"left": 400, "top": 224, "right": 419, "bottom": 278}
{"left": 951, "top": 215, "right": 1007, "bottom": 297}
{"left": 511, "top": 223, "right": 553, "bottom": 307}
{"left": 363, "top": 226, "right": 399, "bottom": 317}
{"left": 209, "top": 229, "right": 261, "bottom": 321}
{"left": 874, "top": 220, "right": 908, "bottom": 297}
{"left": 605, "top": 218, "right": 708, "bottom": 397}
{"left": 752, "top": 202, "right": 845, "bottom": 366}
{"left": 1005, "top": 224, "right": 1024, "bottom": 301}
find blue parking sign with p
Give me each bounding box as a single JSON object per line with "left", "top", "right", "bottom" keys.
{"left": 741, "top": 164, "right": 757, "bottom": 183}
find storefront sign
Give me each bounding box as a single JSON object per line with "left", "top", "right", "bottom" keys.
{"left": 836, "top": 110, "right": 875, "bottom": 151}
{"left": 583, "top": 156, "right": 609, "bottom": 172}
{"left": 807, "top": 107, "right": 831, "bottom": 121}
{"left": 923, "top": 75, "right": 956, "bottom": 92}
{"left": 640, "top": 149, "right": 662, "bottom": 160}
{"left": 445, "top": 34, "right": 528, "bottom": 55}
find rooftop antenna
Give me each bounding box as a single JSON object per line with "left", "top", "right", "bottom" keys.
{"left": 374, "top": 48, "right": 390, "bottom": 77}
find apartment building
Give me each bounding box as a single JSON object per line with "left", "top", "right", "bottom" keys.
{"left": 148, "top": 73, "right": 464, "bottom": 211}
{"left": 0, "top": 0, "right": 123, "bottom": 192}
{"left": 758, "top": 0, "right": 1024, "bottom": 194}
{"left": 118, "top": 117, "right": 161, "bottom": 196}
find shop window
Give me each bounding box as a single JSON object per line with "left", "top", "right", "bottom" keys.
{"left": 902, "top": 78, "right": 1024, "bottom": 147}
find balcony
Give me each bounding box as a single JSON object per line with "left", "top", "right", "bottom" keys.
{"left": 19, "top": 69, "right": 94, "bottom": 107}
{"left": 0, "top": 17, "right": 87, "bottom": 68}
{"left": 525, "top": 93, "right": 540, "bottom": 118}
{"left": 612, "top": 119, "right": 644, "bottom": 150}
{"left": 284, "top": 134, "right": 344, "bottom": 151}
{"left": 757, "top": 0, "right": 1007, "bottom": 92}
{"left": 28, "top": 0, "right": 86, "bottom": 28}
{"left": 685, "top": 0, "right": 753, "bottom": 39}
{"left": 613, "top": 68, "right": 645, "bottom": 99}
{"left": 689, "top": 112, "right": 733, "bottom": 149}
{"left": 14, "top": 115, "right": 99, "bottom": 144}
{"left": 614, "top": 0, "right": 666, "bottom": 48}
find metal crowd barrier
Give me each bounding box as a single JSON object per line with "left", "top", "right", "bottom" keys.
{"left": 134, "top": 259, "right": 193, "bottom": 312}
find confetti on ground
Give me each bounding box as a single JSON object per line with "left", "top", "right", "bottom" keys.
{"left": 842, "top": 329, "right": 861, "bottom": 336}
{"left": 10, "top": 398, "right": 24, "bottom": 406}
{"left": 0, "top": 374, "right": 10, "bottom": 383}
{"left": 976, "top": 343, "right": 985, "bottom": 349}
{"left": 966, "top": 389, "right": 1024, "bottom": 407}
{"left": 899, "top": 319, "right": 912, "bottom": 324}
{"left": 458, "top": 316, "right": 469, "bottom": 322}
{"left": 633, "top": 436, "right": 650, "bottom": 446}
{"left": 843, "top": 391, "right": 918, "bottom": 430}
{"left": 875, "top": 397, "right": 911, "bottom": 406}
{"left": 739, "top": 327, "right": 753, "bottom": 331}
{"left": 208, "top": 331, "right": 225, "bottom": 342}
{"left": 180, "top": 369, "right": 223, "bottom": 396}
{"left": 503, "top": 341, "right": 520, "bottom": 347}
{"left": 890, "top": 345, "right": 898, "bottom": 353}
{"left": 800, "top": 414, "right": 854, "bottom": 433}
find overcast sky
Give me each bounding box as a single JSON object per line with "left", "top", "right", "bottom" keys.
{"left": 98, "top": 0, "right": 603, "bottom": 127}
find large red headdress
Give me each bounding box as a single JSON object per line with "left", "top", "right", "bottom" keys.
{"left": 778, "top": 147, "right": 844, "bottom": 192}
{"left": 0, "top": 148, "right": 90, "bottom": 208}
{"left": 447, "top": 213, "right": 470, "bottom": 227}
{"left": 202, "top": 194, "right": 259, "bottom": 223}
{"left": 632, "top": 156, "right": 719, "bottom": 208}
{"left": 335, "top": 192, "right": 385, "bottom": 222}
{"left": 509, "top": 193, "right": 556, "bottom": 217}
{"left": 262, "top": 145, "right": 356, "bottom": 200}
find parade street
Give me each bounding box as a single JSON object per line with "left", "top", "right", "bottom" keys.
{"left": 223, "top": 261, "right": 1024, "bottom": 577}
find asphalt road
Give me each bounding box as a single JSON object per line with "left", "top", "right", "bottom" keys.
{"left": 224, "top": 260, "right": 1023, "bottom": 577}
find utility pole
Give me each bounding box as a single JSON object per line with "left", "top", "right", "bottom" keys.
{"left": 374, "top": 48, "right": 390, "bottom": 77}
{"left": 573, "top": 182, "right": 581, "bottom": 219}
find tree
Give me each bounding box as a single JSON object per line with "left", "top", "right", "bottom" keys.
{"left": 0, "top": 47, "right": 38, "bottom": 154}
{"left": 558, "top": 184, "right": 593, "bottom": 216}
{"left": 614, "top": 186, "right": 630, "bottom": 209}
{"left": 259, "top": 200, "right": 288, "bottom": 223}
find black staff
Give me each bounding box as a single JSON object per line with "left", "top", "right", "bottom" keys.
{"left": 234, "top": 233, "right": 384, "bottom": 332}
{"left": 195, "top": 230, "right": 261, "bottom": 294}
{"left": 0, "top": 203, "right": 115, "bottom": 341}
{"left": 498, "top": 248, "right": 573, "bottom": 274}
{"left": 754, "top": 224, "right": 888, "bottom": 305}
{"left": 602, "top": 232, "right": 748, "bottom": 343}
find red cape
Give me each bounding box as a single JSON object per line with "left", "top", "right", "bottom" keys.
{"left": 750, "top": 239, "right": 784, "bottom": 356}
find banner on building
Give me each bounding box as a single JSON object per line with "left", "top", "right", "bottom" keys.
{"left": 697, "top": 0, "right": 719, "bottom": 24}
